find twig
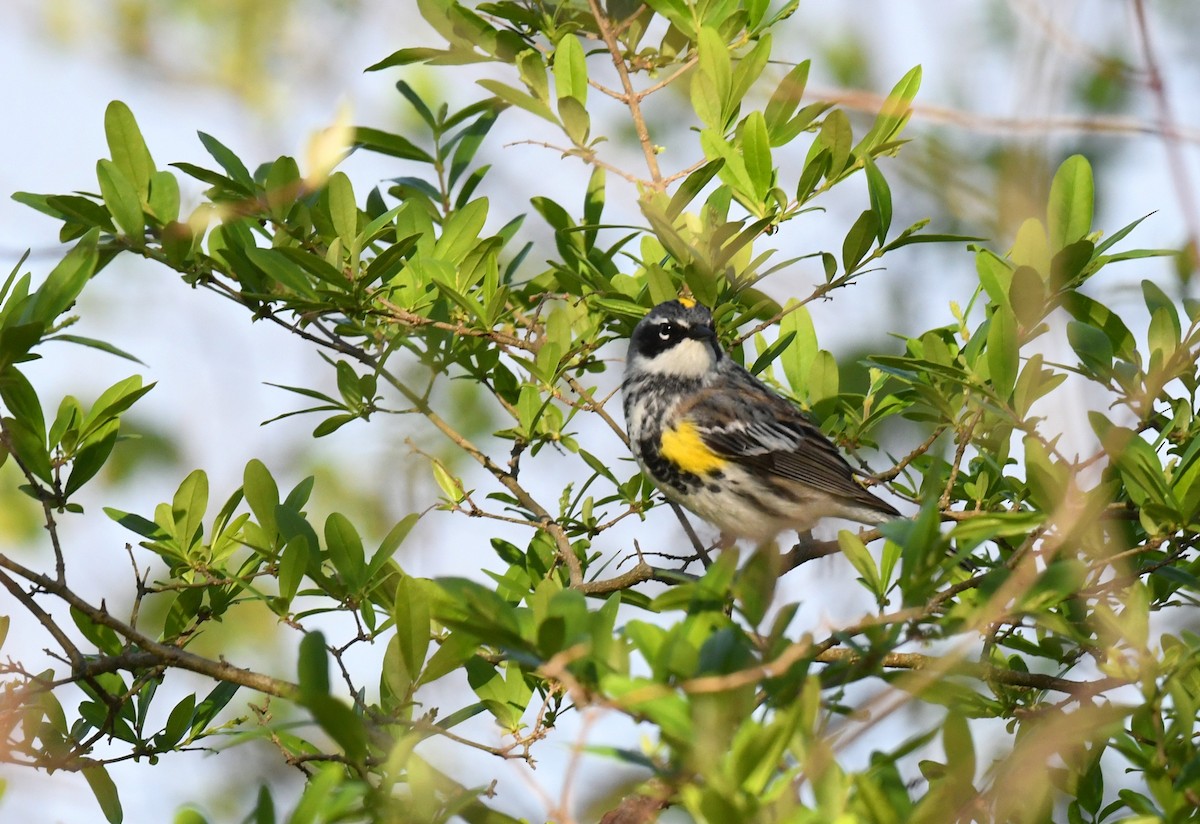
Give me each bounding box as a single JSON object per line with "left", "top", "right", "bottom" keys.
{"left": 1130, "top": 0, "right": 1200, "bottom": 256}
{"left": 583, "top": 0, "right": 663, "bottom": 186}
{"left": 876, "top": 426, "right": 947, "bottom": 482}
{"left": 812, "top": 648, "right": 1122, "bottom": 696}
{"left": 941, "top": 409, "right": 983, "bottom": 510}
{"left": 505, "top": 139, "right": 645, "bottom": 186}
{"left": 0, "top": 552, "right": 300, "bottom": 700}
{"left": 803, "top": 83, "right": 1200, "bottom": 144}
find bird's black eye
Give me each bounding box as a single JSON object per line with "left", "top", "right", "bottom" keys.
{"left": 657, "top": 322, "right": 674, "bottom": 341}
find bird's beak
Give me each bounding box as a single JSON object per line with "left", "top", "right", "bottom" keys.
{"left": 688, "top": 325, "right": 717, "bottom": 343}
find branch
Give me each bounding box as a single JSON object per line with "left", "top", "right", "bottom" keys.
{"left": 1130, "top": 0, "right": 1200, "bottom": 256}
{"left": 812, "top": 648, "right": 1123, "bottom": 696}
{"left": 576, "top": 560, "right": 694, "bottom": 595}
{"left": 805, "top": 82, "right": 1200, "bottom": 144}
{"left": 0, "top": 552, "right": 300, "bottom": 700}
{"left": 583, "top": 0, "right": 663, "bottom": 186}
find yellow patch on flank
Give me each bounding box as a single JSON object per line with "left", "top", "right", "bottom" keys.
{"left": 660, "top": 421, "right": 726, "bottom": 474}
{"left": 677, "top": 296, "right": 696, "bottom": 308}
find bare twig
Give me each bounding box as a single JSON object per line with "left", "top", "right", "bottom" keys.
{"left": 583, "top": 0, "right": 663, "bottom": 186}
{"left": 804, "top": 83, "right": 1200, "bottom": 144}
{"left": 1130, "top": 0, "right": 1200, "bottom": 257}
{"left": 0, "top": 553, "right": 300, "bottom": 700}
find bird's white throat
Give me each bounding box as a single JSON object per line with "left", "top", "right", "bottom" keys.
{"left": 636, "top": 338, "right": 715, "bottom": 378}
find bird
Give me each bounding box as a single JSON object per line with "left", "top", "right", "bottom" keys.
{"left": 622, "top": 297, "right": 899, "bottom": 543}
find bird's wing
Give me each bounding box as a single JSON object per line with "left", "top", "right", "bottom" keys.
{"left": 683, "top": 382, "right": 897, "bottom": 514}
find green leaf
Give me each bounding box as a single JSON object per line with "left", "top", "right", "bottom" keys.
{"left": 96, "top": 159, "right": 144, "bottom": 242}
{"left": 858, "top": 65, "right": 921, "bottom": 153}
{"left": 197, "top": 132, "right": 253, "bottom": 188}
{"left": 1067, "top": 321, "right": 1113, "bottom": 377}
{"left": 557, "top": 96, "right": 591, "bottom": 145}
{"left": 0, "top": 367, "right": 45, "bottom": 441}
{"left": 81, "top": 375, "right": 154, "bottom": 438}
{"left": 172, "top": 469, "right": 209, "bottom": 550}
{"left": 147, "top": 170, "right": 180, "bottom": 224}
{"left": 104, "top": 507, "right": 171, "bottom": 542}
{"left": 244, "top": 247, "right": 314, "bottom": 298}
{"left": 1047, "top": 154, "right": 1093, "bottom": 250}
{"left": 741, "top": 111, "right": 772, "bottom": 201}
{"left": 779, "top": 302, "right": 818, "bottom": 399}
{"left": 1011, "top": 217, "right": 1050, "bottom": 273}
{"left": 27, "top": 228, "right": 100, "bottom": 326}
{"left": 243, "top": 459, "right": 280, "bottom": 542}
{"left": 83, "top": 765, "right": 123, "bottom": 824}
{"left": 818, "top": 109, "right": 853, "bottom": 178}
{"left": 750, "top": 331, "right": 795, "bottom": 376}
{"left": 764, "top": 60, "right": 811, "bottom": 145}
{"left": 666, "top": 160, "right": 723, "bottom": 220}
{"left": 975, "top": 248, "right": 1014, "bottom": 306}
{"left": 307, "top": 694, "right": 368, "bottom": 762}
{"left": 278, "top": 537, "right": 310, "bottom": 602}
{"left": 807, "top": 350, "right": 839, "bottom": 402}
{"left": 327, "top": 172, "right": 358, "bottom": 248}
{"left": 864, "top": 157, "right": 892, "bottom": 242}
{"left": 160, "top": 694, "right": 196, "bottom": 748}
{"left": 477, "top": 80, "right": 556, "bottom": 123}
{"left": 190, "top": 681, "right": 240, "bottom": 736}
{"left": 298, "top": 630, "right": 330, "bottom": 700}
{"left": 423, "top": 631, "right": 478, "bottom": 684}
{"left": 1142, "top": 280, "right": 1181, "bottom": 359}
{"left": 730, "top": 33, "right": 771, "bottom": 107}
{"left": 325, "top": 512, "right": 366, "bottom": 589}
{"left": 692, "top": 27, "right": 732, "bottom": 128}
{"left": 65, "top": 418, "right": 118, "bottom": 496}
{"left": 104, "top": 100, "right": 155, "bottom": 197}
{"left": 942, "top": 712, "right": 975, "bottom": 783}
{"left": 45, "top": 334, "right": 144, "bottom": 365}
{"left": 352, "top": 126, "right": 434, "bottom": 163}
{"left": 839, "top": 529, "right": 881, "bottom": 598}
{"left": 553, "top": 34, "right": 587, "bottom": 105}
{"left": 1062, "top": 292, "right": 1136, "bottom": 361}
{"left": 986, "top": 304, "right": 1019, "bottom": 399}
{"left": 394, "top": 575, "right": 432, "bottom": 680}
{"left": 435, "top": 197, "right": 489, "bottom": 264}
{"left": 842, "top": 209, "right": 879, "bottom": 272}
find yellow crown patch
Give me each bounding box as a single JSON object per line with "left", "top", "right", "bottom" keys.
{"left": 677, "top": 296, "right": 696, "bottom": 309}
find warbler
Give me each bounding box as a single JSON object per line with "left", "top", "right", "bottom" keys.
{"left": 623, "top": 298, "right": 899, "bottom": 542}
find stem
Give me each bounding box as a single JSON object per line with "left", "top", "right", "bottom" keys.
{"left": 584, "top": 0, "right": 663, "bottom": 186}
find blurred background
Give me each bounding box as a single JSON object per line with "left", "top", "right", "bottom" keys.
{"left": 1, "top": 0, "right": 1197, "bottom": 819}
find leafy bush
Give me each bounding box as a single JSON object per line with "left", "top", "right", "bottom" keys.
{"left": 2, "top": 1, "right": 1199, "bottom": 821}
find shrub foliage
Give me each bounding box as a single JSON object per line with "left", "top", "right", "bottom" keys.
{"left": 2, "top": 0, "right": 1199, "bottom": 821}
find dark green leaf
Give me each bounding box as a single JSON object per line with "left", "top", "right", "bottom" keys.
{"left": 298, "top": 630, "right": 330, "bottom": 700}
{"left": 83, "top": 765, "right": 123, "bottom": 823}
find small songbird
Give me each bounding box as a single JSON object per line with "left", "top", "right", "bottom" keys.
{"left": 622, "top": 298, "right": 898, "bottom": 543}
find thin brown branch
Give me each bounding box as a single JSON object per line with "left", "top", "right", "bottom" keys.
{"left": 576, "top": 560, "right": 692, "bottom": 595}
{"left": 583, "top": 0, "right": 663, "bottom": 186}
{"left": 1130, "top": 0, "right": 1200, "bottom": 256}
{"left": 813, "top": 648, "right": 1122, "bottom": 696}
{"left": 505, "top": 139, "right": 644, "bottom": 186}
{"left": 941, "top": 409, "right": 983, "bottom": 509}
{"left": 634, "top": 56, "right": 699, "bottom": 100}
{"left": 805, "top": 83, "right": 1200, "bottom": 144}
{"left": 599, "top": 787, "right": 671, "bottom": 824}
{"left": 0, "top": 568, "right": 84, "bottom": 668}
{"left": 877, "top": 426, "right": 947, "bottom": 482}
{"left": 0, "top": 552, "right": 300, "bottom": 700}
